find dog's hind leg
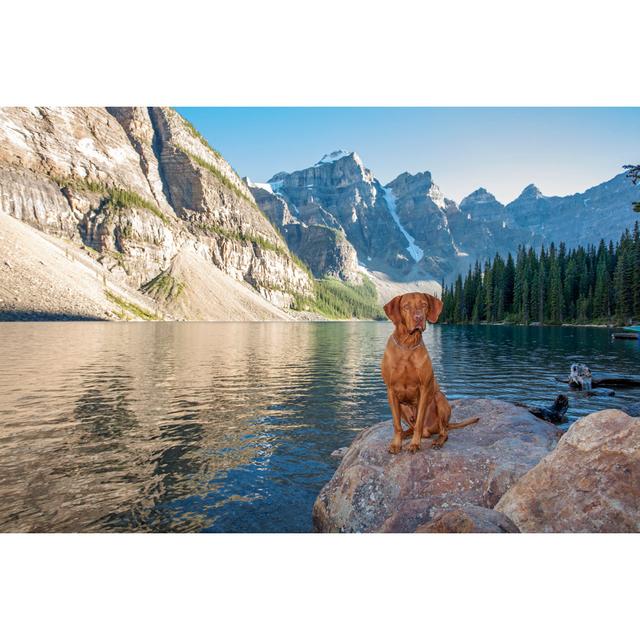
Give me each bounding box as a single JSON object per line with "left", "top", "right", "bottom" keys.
{"left": 430, "top": 391, "right": 451, "bottom": 449}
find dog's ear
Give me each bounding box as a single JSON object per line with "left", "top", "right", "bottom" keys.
{"left": 383, "top": 295, "right": 403, "bottom": 326}
{"left": 422, "top": 293, "right": 443, "bottom": 324}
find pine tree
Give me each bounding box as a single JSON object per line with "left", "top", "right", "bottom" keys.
{"left": 537, "top": 247, "right": 546, "bottom": 324}
{"left": 614, "top": 230, "right": 633, "bottom": 322}
{"left": 633, "top": 222, "right": 640, "bottom": 318}
{"left": 472, "top": 286, "right": 483, "bottom": 323}
{"left": 593, "top": 254, "right": 611, "bottom": 320}
{"left": 513, "top": 247, "right": 526, "bottom": 321}
{"left": 564, "top": 255, "right": 578, "bottom": 321}
{"left": 483, "top": 261, "right": 494, "bottom": 322}
{"left": 441, "top": 225, "right": 639, "bottom": 326}
{"left": 452, "top": 275, "right": 464, "bottom": 323}
{"left": 504, "top": 253, "right": 515, "bottom": 314}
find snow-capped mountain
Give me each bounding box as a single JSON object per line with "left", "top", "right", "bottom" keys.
{"left": 250, "top": 150, "right": 640, "bottom": 284}
{"left": 258, "top": 151, "right": 428, "bottom": 278}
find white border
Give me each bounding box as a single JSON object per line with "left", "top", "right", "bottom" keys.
{"left": 2, "top": 1, "right": 639, "bottom": 106}
{"left": 2, "top": 534, "right": 639, "bottom": 639}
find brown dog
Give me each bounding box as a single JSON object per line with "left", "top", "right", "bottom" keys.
{"left": 381, "top": 292, "right": 478, "bottom": 454}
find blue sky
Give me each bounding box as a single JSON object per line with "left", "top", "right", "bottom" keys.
{"left": 175, "top": 107, "right": 640, "bottom": 204}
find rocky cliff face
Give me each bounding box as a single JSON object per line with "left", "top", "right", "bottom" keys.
{"left": 249, "top": 181, "right": 360, "bottom": 281}
{"left": 447, "top": 187, "right": 524, "bottom": 263}
{"left": 505, "top": 172, "right": 638, "bottom": 250}
{"left": 384, "top": 171, "right": 462, "bottom": 275}
{"left": 262, "top": 151, "right": 422, "bottom": 278}
{"left": 0, "top": 107, "right": 313, "bottom": 319}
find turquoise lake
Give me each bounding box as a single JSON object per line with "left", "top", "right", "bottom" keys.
{"left": 0, "top": 322, "right": 638, "bottom": 532}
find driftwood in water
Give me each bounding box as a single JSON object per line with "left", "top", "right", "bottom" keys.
{"left": 556, "top": 363, "right": 640, "bottom": 390}
{"left": 568, "top": 363, "right": 592, "bottom": 390}
{"left": 515, "top": 394, "right": 569, "bottom": 424}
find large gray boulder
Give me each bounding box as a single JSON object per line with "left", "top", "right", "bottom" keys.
{"left": 496, "top": 409, "right": 640, "bottom": 532}
{"left": 312, "top": 398, "right": 559, "bottom": 533}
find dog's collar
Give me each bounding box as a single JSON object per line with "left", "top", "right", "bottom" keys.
{"left": 391, "top": 334, "right": 425, "bottom": 350}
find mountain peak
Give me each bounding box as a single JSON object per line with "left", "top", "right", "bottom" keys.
{"left": 461, "top": 187, "right": 498, "bottom": 203}
{"left": 385, "top": 170, "right": 433, "bottom": 191}
{"left": 316, "top": 150, "right": 355, "bottom": 165}
{"left": 519, "top": 183, "right": 543, "bottom": 198}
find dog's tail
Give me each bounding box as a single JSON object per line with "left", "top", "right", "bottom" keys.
{"left": 447, "top": 416, "right": 479, "bottom": 430}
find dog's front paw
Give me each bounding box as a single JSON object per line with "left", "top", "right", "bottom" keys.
{"left": 407, "top": 442, "right": 421, "bottom": 453}
{"left": 388, "top": 442, "right": 402, "bottom": 454}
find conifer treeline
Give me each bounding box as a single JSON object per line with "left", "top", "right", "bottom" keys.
{"left": 441, "top": 222, "right": 640, "bottom": 325}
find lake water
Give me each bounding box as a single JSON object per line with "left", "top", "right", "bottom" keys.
{"left": 0, "top": 322, "right": 638, "bottom": 532}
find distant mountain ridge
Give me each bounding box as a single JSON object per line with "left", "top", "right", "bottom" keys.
{"left": 249, "top": 150, "right": 640, "bottom": 284}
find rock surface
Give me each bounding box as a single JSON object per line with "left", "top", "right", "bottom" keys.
{"left": 384, "top": 171, "right": 461, "bottom": 275}
{"left": 312, "top": 398, "right": 558, "bottom": 533}
{"left": 0, "top": 212, "right": 291, "bottom": 321}
{"left": 415, "top": 505, "right": 520, "bottom": 533}
{"left": 264, "top": 151, "right": 419, "bottom": 277}
{"left": 250, "top": 182, "right": 360, "bottom": 281}
{"left": 496, "top": 409, "right": 640, "bottom": 532}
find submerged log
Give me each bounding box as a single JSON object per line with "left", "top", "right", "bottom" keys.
{"left": 592, "top": 378, "right": 640, "bottom": 388}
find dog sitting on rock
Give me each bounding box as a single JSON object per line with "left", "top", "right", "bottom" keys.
{"left": 381, "top": 292, "right": 478, "bottom": 454}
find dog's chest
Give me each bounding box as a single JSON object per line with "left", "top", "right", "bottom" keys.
{"left": 385, "top": 351, "right": 432, "bottom": 403}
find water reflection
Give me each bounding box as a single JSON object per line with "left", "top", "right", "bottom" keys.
{"left": 0, "top": 322, "right": 638, "bottom": 532}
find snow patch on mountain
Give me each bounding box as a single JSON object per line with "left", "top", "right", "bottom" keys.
{"left": 268, "top": 179, "right": 284, "bottom": 192}
{"left": 427, "top": 184, "right": 446, "bottom": 210}
{"left": 382, "top": 187, "right": 424, "bottom": 262}
{"left": 246, "top": 178, "right": 274, "bottom": 194}
{"left": 316, "top": 150, "right": 352, "bottom": 165}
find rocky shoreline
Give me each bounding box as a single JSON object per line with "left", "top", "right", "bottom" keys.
{"left": 313, "top": 398, "right": 639, "bottom": 533}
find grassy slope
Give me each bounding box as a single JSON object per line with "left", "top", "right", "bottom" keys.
{"left": 294, "top": 275, "right": 384, "bottom": 320}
